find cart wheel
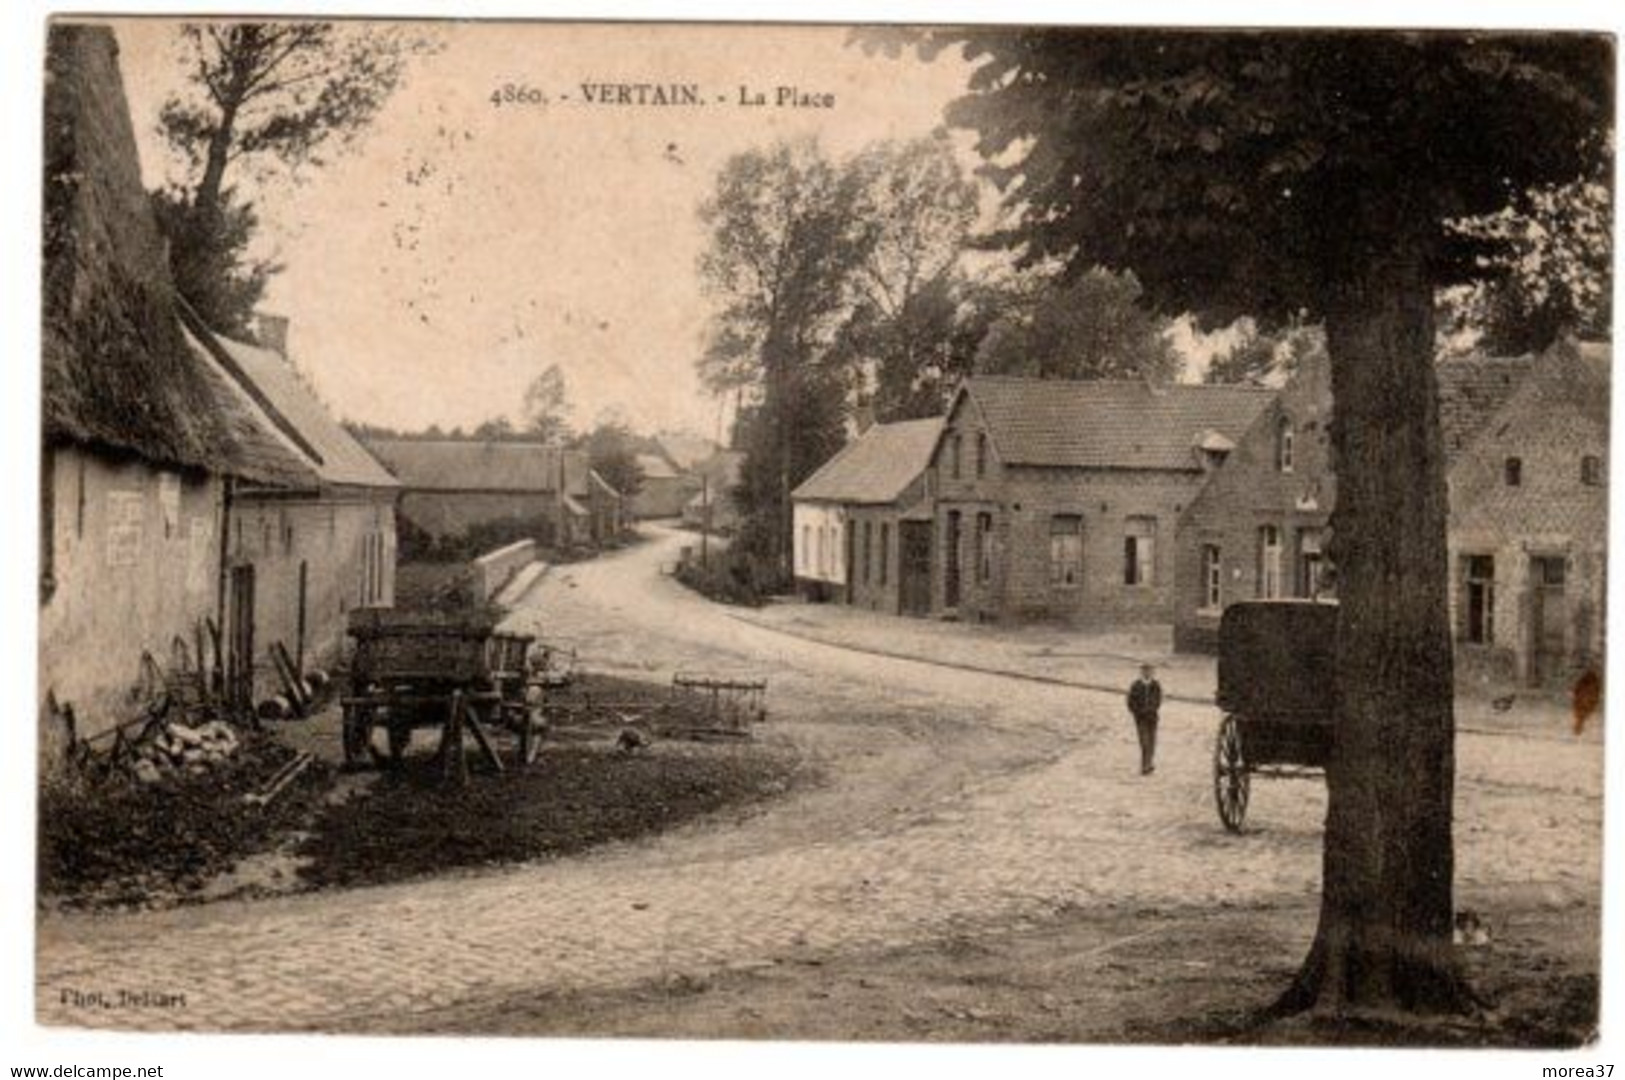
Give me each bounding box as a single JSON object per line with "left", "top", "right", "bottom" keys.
{"left": 370, "top": 719, "right": 411, "bottom": 768}
{"left": 519, "top": 708, "right": 545, "bottom": 765}
{"left": 1214, "top": 714, "right": 1250, "bottom": 833}
{"left": 341, "top": 704, "right": 371, "bottom": 768}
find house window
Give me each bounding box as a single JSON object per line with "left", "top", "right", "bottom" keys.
{"left": 1461, "top": 555, "right": 1495, "bottom": 644}
{"left": 1049, "top": 515, "right": 1083, "bottom": 587}
{"left": 1277, "top": 416, "right": 1295, "bottom": 473}
{"left": 1257, "top": 525, "right": 1283, "bottom": 599}
{"left": 951, "top": 434, "right": 963, "bottom": 480}
{"left": 975, "top": 512, "right": 994, "bottom": 584}
{"left": 862, "top": 521, "right": 873, "bottom": 585}
{"left": 1124, "top": 516, "right": 1156, "bottom": 586}
{"left": 1201, "top": 544, "right": 1222, "bottom": 611}
{"left": 975, "top": 433, "right": 988, "bottom": 478}
{"left": 879, "top": 523, "right": 890, "bottom": 586}
{"left": 801, "top": 525, "right": 811, "bottom": 572}
{"left": 1504, "top": 457, "right": 1522, "bottom": 486}
{"left": 1297, "top": 528, "right": 1324, "bottom": 598}
{"left": 1581, "top": 455, "right": 1603, "bottom": 486}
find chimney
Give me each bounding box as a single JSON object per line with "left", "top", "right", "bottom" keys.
{"left": 256, "top": 314, "right": 290, "bottom": 358}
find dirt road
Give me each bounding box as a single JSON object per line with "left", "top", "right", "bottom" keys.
{"left": 35, "top": 526, "right": 1602, "bottom": 1036}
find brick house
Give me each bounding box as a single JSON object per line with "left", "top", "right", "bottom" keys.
{"left": 1172, "top": 348, "right": 1539, "bottom": 655}
{"left": 791, "top": 418, "right": 943, "bottom": 614}
{"left": 1447, "top": 338, "right": 1609, "bottom": 690}
{"left": 1172, "top": 352, "right": 1340, "bottom": 651}
{"left": 929, "top": 377, "right": 1271, "bottom": 624}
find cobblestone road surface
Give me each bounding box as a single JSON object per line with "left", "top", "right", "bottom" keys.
{"left": 36, "top": 527, "right": 1603, "bottom": 1032}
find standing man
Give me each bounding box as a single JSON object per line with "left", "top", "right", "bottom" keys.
{"left": 1127, "top": 663, "right": 1162, "bottom": 775}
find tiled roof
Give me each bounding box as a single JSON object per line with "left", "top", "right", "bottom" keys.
{"left": 199, "top": 331, "right": 399, "bottom": 489}
{"left": 1436, "top": 353, "right": 1536, "bottom": 454}
{"left": 963, "top": 377, "right": 1272, "bottom": 471}
{"left": 793, "top": 417, "right": 944, "bottom": 504}
{"left": 365, "top": 439, "right": 585, "bottom": 494}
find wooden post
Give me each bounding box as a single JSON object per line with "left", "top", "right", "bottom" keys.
{"left": 442, "top": 691, "right": 468, "bottom": 786}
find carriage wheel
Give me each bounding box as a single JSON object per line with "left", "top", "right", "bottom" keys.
{"left": 1214, "top": 714, "right": 1250, "bottom": 833}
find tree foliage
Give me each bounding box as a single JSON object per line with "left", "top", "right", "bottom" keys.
{"left": 886, "top": 26, "right": 1612, "bottom": 1019}
{"left": 521, "top": 363, "right": 572, "bottom": 444}
{"left": 974, "top": 266, "right": 1182, "bottom": 382}
{"left": 152, "top": 22, "right": 433, "bottom": 330}
{"left": 698, "top": 138, "right": 875, "bottom": 566}
{"left": 1441, "top": 176, "right": 1612, "bottom": 354}
{"left": 831, "top": 133, "right": 984, "bottom": 422}
{"left": 1204, "top": 318, "right": 1326, "bottom": 386}
{"left": 573, "top": 417, "right": 646, "bottom": 497}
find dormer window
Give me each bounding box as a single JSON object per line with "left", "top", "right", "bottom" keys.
{"left": 1276, "top": 417, "right": 1295, "bottom": 473}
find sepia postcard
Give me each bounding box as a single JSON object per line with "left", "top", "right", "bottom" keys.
{"left": 25, "top": 8, "right": 1616, "bottom": 1066}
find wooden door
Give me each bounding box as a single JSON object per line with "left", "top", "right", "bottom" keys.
{"left": 1530, "top": 556, "right": 1568, "bottom": 687}
{"left": 899, "top": 522, "right": 932, "bottom": 617}
{"left": 227, "top": 564, "right": 256, "bottom": 716}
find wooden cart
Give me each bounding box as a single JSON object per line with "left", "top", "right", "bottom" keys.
{"left": 340, "top": 609, "right": 548, "bottom": 774}
{"left": 1212, "top": 600, "right": 1338, "bottom": 832}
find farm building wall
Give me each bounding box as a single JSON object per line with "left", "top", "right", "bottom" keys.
{"left": 397, "top": 490, "right": 563, "bottom": 543}
{"left": 227, "top": 491, "right": 397, "bottom": 699}
{"left": 39, "top": 447, "right": 224, "bottom": 751}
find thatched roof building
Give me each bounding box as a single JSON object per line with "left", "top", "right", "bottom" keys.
{"left": 41, "top": 23, "right": 310, "bottom": 487}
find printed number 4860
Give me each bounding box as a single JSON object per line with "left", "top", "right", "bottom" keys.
{"left": 491, "top": 84, "right": 545, "bottom": 106}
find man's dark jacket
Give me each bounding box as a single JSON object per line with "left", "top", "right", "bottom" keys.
{"left": 1128, "top": 678, "right": 1162, "bottom": 720}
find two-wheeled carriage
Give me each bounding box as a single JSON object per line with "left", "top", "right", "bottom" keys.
{"left": 1212, "top": 600, "right": 1338, "bottom": 832}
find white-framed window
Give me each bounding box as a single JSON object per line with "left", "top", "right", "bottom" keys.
{"left": 1258, "top": 525, "right": 1283, "bottom": 599}
{"left": 1201, "top": 544, "right": 1222, "bottom": 611}
{"left": 1124, "top": 516, "right": 1156, "bottom": 586}
{"left": 1049, "top": 515, "right": 1083, "bottom": 587}
{"left": 1277, "top": 416, "right": 1295, "bottom": 473}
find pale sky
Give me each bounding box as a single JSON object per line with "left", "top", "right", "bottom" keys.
{"left": 108, "top": 19, "right": 984, "bottom": 439}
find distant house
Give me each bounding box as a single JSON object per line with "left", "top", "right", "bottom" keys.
{"left": 928, "top": 377, "right": 1272, "bottom": 624}
{"left": 365, "top": 439, "right": 596, "bottom": 546}
{"left": 1172, "top": 349, "right": 1538, "bottom": 655}
{"left": 183, "top": 320, "right": 401, "bottom": 696}
{"left": 38, "top": 26, "right": 314, "bottom": 754}
{"left": 630, "top": 451, "right": 689, "bottom": 519}
{"left": 681, "top": 449, "right": 746, "bottom": 534}
{"left": 792, "top": 419, "right": 943, "bottom": 614}
{"left": 1447, "top": 339, "right": 1609, "bottom": 690}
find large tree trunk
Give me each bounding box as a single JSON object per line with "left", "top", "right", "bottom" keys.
{"left": 1274, "top": 249, "right": 1476, "bottom": 1018}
